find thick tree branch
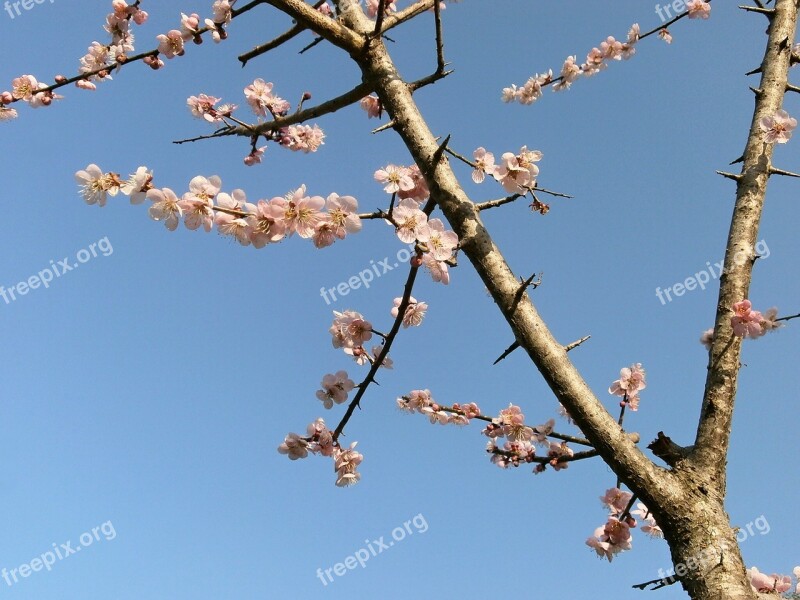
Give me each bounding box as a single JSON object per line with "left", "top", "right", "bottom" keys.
{"left": 692, "top": 0, "right": 799, "bottom": 488}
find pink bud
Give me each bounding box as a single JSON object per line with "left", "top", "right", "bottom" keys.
{"left": 54, "top": 75, "right": 67, "bottom": 84}
{"left": 302, "top": 91, "right": 312, "bottom": 101}
{"left": 0, "top": 91, "right": 12, "bottom": 104}
{"left": 410, "top": 255, "right": 423, "bottom": 267}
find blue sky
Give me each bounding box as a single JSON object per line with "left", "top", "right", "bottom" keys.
{"left": 0, "top": 1, "right": 798, "bottom": 598}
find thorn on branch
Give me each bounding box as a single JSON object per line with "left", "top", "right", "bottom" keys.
{"left": 493, "top": 340, "right": 520, "bottom": 365}
{"left": 716, "top": 170, "right": 743, "bottom": 181}
{"left": 738, "top": 4, "right": 775, "bottom": 17}
{"left": 513, "top": 273, "right": 542, "bottom": 307}
{"left": 768, "top": 165, "right": 800, "bottom": 178}
{"left": 372, "top": 119, "right": 396, "bottom": 134}
{"left": 564, "top": 335, "right": 591, "bottom": 352}
{"left": 786, "top": 83, "right": 800, "bottom": 94}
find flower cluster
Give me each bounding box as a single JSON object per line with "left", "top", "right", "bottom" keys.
{"left": 187, "top": 80, "right": 324, "bottom": 163}
{"left": 374, "top": 164, "right": 459, "bottom": 282}
{"left": 759, "top": 109, "right": 797, "bottom": 144}
{"left": 471, "top": 146, "right": 543, "bottom": 194}
{"left": 608, "top": 363, "right": 646, "bottom": 411}
{"left": 699, "top": 300, "right": 783, "bottom": 348}
{"left": 503, "top": 24, "right": 640, "bottom": 103}
{"left": 745, "top": 566, "right": 800, "bottom": 595}
{"left": 315, "top": 371, "right": 356, "bottom": 409}
{"left": 587, "top": 488, "right": 662, "bottom": 561}
{"left": 396, "top": 389, "right": 480, "bottom": 426}
{"left": 75, "top": 165, "right": 361, "bottom": 249}
{"left": 278, "top": 419, "right": 364, "bottom": 486}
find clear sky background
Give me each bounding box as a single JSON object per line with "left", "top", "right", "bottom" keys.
{"left": 0, "top": 1, "right": 798, "bottom": 598}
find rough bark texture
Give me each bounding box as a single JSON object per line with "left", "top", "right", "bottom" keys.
{"left": 274, "top": 1, "right": 799, "bottom": 597}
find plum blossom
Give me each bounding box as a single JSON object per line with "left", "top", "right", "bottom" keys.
{"left": 281, "top": 124, "right": 325, "bottom": 152}
{"left": 330, "top": 310, "right": 373, "bottom": 350}
{"left": 546, "top": 441, "right": 573, "bottom": 471}
{"left": 75, "top": 164, "right": 122, "bottom": 206}
{"left": 0, "top": 106, "right": 18, "bottom": 122}
{"left": 277, "top": 433, "right": 309, "bottom": 460}
{"left": 157, "top": 30, "right": 185, "bottom": 58}
{"left": 391, "top": 296, "right": 428, "bottom": 327}
{"left": 494, "top": 151, "right": 536, "bottom": 193}
{"left": 326, "top": 193, "right": 362, "bottom": 239}
{"left": 146, "top": 187, "right": 183, "bottom": 231}
{"left": 120, "top": 166, "right": 153, "bottom": 204}
{"left": 686, "top": 0, "right": 711, "bottom": 19}
{"left": 658, "top": 28, "right": 673, "bottom": 44}
{"left": 631, "top": 503, "right": 663, "bottom": 538}
{"left": 280, "top": 185, "right": 326, "bottom": 238}
{"left": 600, "top": 487, "right": 633, "bottom": 516}
{"left": 375, "top": 164, "right": 414, "bottom": 194}
{"left": 397, "top": 389, "right": 433, "bottom": 413}
{"left": 421, "top": 253, "right": 450, "bottom": 285}
{"left": 746, "top": 567, "right": 791, "bottom": 594}
{"left": 244, "top": 79, "right": 290, "bottom": 117}
{"left": 425, "top": 219, "right": 458, "bottom": 261}
{"left": 215, "top": 189, "right": 251, "bottom": 245}
{"left": 333, "top": 442, "right": 363, "bottom": 487}
{"left": 488, "top": 439, "right": 536, "bottom": 468}
{"left": 360, "top": 94, "right": 382, "bottom": 118}
{"left": 243, "top": 146, "right": 266, "bottom": 166}
{"left": 187, "top": 94, "right": 236, "bottom": 123}
{"left": 760, "top": 307, "right": 783, "bottom": 333}
{"left": 392, "top": 198, "right": 430, "bottom": 243}
{"left": 586, "top": 517, "right": 632, "bottom": 561}
{"left": 759, "top": 109, "right": 797, "bottom": 144}
{"left": 730, "top": 299, "right": 764, "bottom": 338}
{"left": 246, "top": 198, "right": 287, "bottom": 248}
{"left": 472, "top": 147, "right": 497, "bottom": 183}
{"left": 397, "top": 164, "right": 430, "bottom": 202}
{"left": 211, "top": 0, "right": 233, "bottom": 24}
{"left": 553, "top": 56, "right": 581, "bottom": 91}
{"left": 609, "top": 363, "right": 646, "bottom": 397}
{"left": 699, "top": 328, "right": 714, "bottom": 350}
{"left": 11, "top": 74, "right": 41, "bottom": 101}
{"left": 316, "top": 371, "right": 355, "bottom": 409}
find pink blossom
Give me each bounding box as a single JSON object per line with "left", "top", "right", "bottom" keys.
{"left": 425, "top": 219, "right": 458, "bottom": 261}
{"left": 747, "top": 567, "right": 791, "bottom": 594}
{"left": 277, "top": 433, "right": 309, "bottom": 460}
{"left": 759, "top": 109, "right": 797, "bottom": 144}
{"left": 316, "top": 370, "right": 355, "bottom": 409}
{"left": 360, "top": 94, "right": 382, "bottom": 118}
{"left": 397, "top": 164, "right": 430, "bottom": 202}
{"left": 609, "top": 363, "right": 646, "bottom": 397}
{"left": 472, "top": 147, "right": 497, "bottom": 183}
{"left": 531, "top": 418, "right": 555, "bottom": 445}
{"left": 658, "top": 28, "right": 673, "bottom": 44}
{"left": 760, "top": 307, "right": 783, "bottom": 333}
{"left": 375, "top": 164, "right": 414, "bottom": 194}
{"left": 246, "top": 198, "right": 287, "bottom": 248}
{"left": 631, "top": 503, "right": 663, "bottom": 538}
{"left": 281, "top": 124, "right": 325, "bottom": 152}
{"left": 326, "top": 193, "right": 362, "bottom": 239}
{"left": 333, "top": 442, "right": 363, "bottom": 487}
{"left": 371, "top": 343, "right": 393, "bottom": 369}
{"left": 392, "top": 198, "right": 430, "bottom": 243}
{"left": 586, "top": 517, "right": 632, "bottom": 561}
{"left": 75, "top": 164, "right": 122, "bottom": 207}
{"left": 699, "top": 328, "right": 714, "bottom": 350}
{"left": 516, "top": 72, "right": 551, "bottom": 104}
{"left": 599, "top": 36, "right": 624, "bottom": 61}
{"left": 421, "top": 253, "right": 450, "bottom": 285}
{"left": 187, "top": 94, "right": 235, "bottom": 123}
{"left": 553, "top": 56, "right": 581, "bottom": 91}
{"left": 211, "top": 0, "right": 233, "bottom": 24}
{"left": 311, "top": 219, "right": 336, "bottom": 249}
{"left": 330, "top": 310, "right": 373, "bottom": 350}
{"left": 391, "top": 296, "right": 428, "bottom": 327}
{"left": 686, "top": 0, "right": 711, "bottom": 19}
{"left": 180, "top": 13, "right": 202, "bottom": 40}
{"left": 547, "top": 441, "right": 573, "bottom": 470}
{"left": 0, "top": 106, "right": 18, "bottom": 122}
{"left": 243, "top": 146, "right": 267, "bottom": 166}
{"left": 11, "top": 75, "right": 42, "bottom": 101}
{"left": 494, "top": 152, "right": 533, "bottom": 193}
{"left": 157, "top": 30, "right": 185, "bottom": 58}
{"left": 280, "top": 185, "right": 326, "bottom": 238}
{"left": 178, "top": 195, "right": 215, "bottom": 232}
{"left": 146, "top": 187, "right": 183, "bottom": 230}
{"left": 600, "top": 487, "right": 632, "bottom": 516}
{"left": 730, "top": 299, "right": 764, "bottom": 338}
{"left": 244, "top": 79, "right": 290, "bottom": 117}
{"left": 215, "top": 189, "right": 251, "bottom": 245}
{"left": 306, "top": 418, "right": 335, "bottom": 456}
{"left": 397, "top": 389, "right": 433, "bottom": 413}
